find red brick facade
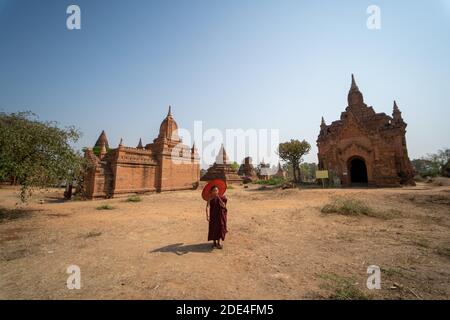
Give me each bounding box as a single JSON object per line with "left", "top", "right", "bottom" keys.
{"left": 317, "top": 75, "right": 415, "bottom": 187}
{"left": 84, "top": 107, "right": 200, "bottom": 199}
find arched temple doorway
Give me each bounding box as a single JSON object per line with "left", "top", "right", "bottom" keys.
{"left": 348, "top": 157, "right": 368, "bottom": 184}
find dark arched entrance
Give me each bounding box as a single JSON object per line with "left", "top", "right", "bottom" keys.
{"left": 349, "top": 157, "right": 368, "bottom": 184}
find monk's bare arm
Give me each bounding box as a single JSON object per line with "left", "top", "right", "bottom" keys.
{"left": 219, "top": 195, "right": 227, "bottom": 208}
{"left": 205, "top": 200, "right": 210, "bottom": 221}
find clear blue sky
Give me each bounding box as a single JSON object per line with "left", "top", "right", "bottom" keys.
{"left": 0, "top": 0, "right": 449, "bottom": 165}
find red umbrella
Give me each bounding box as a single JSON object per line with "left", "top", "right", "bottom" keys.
{"left": 201, "top": 179, "right": 227, "bottom": 201}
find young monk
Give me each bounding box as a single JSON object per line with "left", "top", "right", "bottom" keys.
{"left": 205, "top": 186, "right": 228, "bottom": 249}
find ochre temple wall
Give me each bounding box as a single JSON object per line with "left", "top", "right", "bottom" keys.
{"left": 158, "top": 155, "right": 200, "bottom": 191}
{"left": 112, "top": 164, "right": 157, "bottom": 195}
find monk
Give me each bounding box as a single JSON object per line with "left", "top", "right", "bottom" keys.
{"left": 205, "top": 186, "right": 228, "bottom": 249}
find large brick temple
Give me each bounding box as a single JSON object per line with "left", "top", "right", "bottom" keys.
{"left": 83, "top": 107, "right": 200, "bottom": 199}
{"left": 317, "top": 75, "right": 415, "bottom": 187}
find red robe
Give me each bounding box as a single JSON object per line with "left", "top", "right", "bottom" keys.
{"left": 208, "top": 195, "right": 228, "bottom": 241}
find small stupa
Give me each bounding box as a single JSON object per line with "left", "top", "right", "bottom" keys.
{"left": 201, "top": 144, "right": 243, "bottom": 184}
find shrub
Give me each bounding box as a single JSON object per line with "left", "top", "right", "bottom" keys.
{"left": 126, "top": 195, "right": 142, "bottom": 202}
{"left": 321, "top": 198, "right": 399, "bottom": 219}
{"left": 254, "top": 177, "right": 285, "bottom": 185}
{"left": 318, "top": 273, "right": 371, "bottom": 300}
{"left": 321, "top": 198, "right": 374, "bottom": 216}
{"left": 96, "top": 204, "right": 115, "bottom": 210}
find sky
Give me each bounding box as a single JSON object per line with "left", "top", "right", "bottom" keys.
{"left": 0, "top": 0, "right": 449, "bottom": 167}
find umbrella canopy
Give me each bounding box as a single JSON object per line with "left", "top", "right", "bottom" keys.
{"left": 201, "top": 179, "right": 227, "bottom": 201}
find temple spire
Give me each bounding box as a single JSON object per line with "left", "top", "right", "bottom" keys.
{"left": 351, "top": 73, "right": 359, "bottom": 90}
{"left": 157, "top": 105, "right": 180, "bottom": 142}
{"left": 392, "top": 100, "right": 403, "bottom": 122}
{"left": 347, "top": 73, "right": 364, "bottom": 106}
{"left": 137, "top": 138, "right": 143, "bottom": 149}
{"left": 95, "top": 130, "right": 109, "bottom": 149}
{"left": 216, "top": 144, "right": 230, "bottom": 165}
{"left": 393, "top": 100, "right": 399, "bottom": 111}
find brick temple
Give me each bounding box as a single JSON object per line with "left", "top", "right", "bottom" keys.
{"left": 83, "top": 107, "right": 200, "bottom": 199}
{"left": 238, "top": 156, "right": 258, "bottom": 182}
{"left": 317, "top": 75, "right": 415, "bottom": 187}
{"left": 201, "top": 145, "right": 243, "bottom": 184}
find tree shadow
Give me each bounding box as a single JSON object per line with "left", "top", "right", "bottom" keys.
{"left": 0, "top": 207, "right": 39, "bottom": 223}
{"left": 44, "top": 198, "right": 67, "bottom": 204}
{"left": 150, "top": 242, "right": 213, "bottom": 255}
{"left": 246, "top": 185, "right": 282, "bottom": 192}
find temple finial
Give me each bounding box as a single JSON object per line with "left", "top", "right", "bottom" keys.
{"left": 95, "top": 130, "right": 109, "bottom": 149}
{"left": 351, "top": 73, "right": 358, "bottom": 90}
{"left": 137, "top": 138, "right": 143, "bottom": 149}
{"left": 347, "top": 73, "right": 364, "bottom": 106}
{"left": 393, "top": 100, "right": 399, "bottom": 110}
{"left": 167, "top": 105, "right": 172, "bottom": 117}
{"left": 118, "top": 137, "right": 123, "bottom": 147}
{"left": 392, "top": 100, "right": 403, "bottom": 122}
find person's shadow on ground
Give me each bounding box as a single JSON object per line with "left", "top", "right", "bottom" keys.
{"left": 150, "top": 243, "right": 213, "bottom": 255}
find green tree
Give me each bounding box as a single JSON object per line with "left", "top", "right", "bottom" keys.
{"left": 277, "top": 139, "right": 311, "bottom": 182}
{"left": 411, "top": 159, "right": 439, "bottom": 177}
{"left": 230, "top": 161, "right": 240, "bottom": 172}
{"left": 0, "top": 111, "right": 84, "bottom": 201}
{"left": 428, "top": 148, "right": 450, "bottom": 176}
{"left": 299, "top": 162, "right": 318, "bottom": 182}
{"left": 412, "top": 148, "right": 450, "bottom": 178}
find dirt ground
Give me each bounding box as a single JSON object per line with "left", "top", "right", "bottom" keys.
{"left": 1, "top": 181, "right": 449, "bottom": 300}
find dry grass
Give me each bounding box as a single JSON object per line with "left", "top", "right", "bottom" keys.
{"left": 411, "top": 237, "right": 431, "bottom": 248}
{"left": 84, "top": 231, "right": 102, "bottom": 238}
{"left": 126, "top": 195, "right": 142, "bottom": 203}
{"left": 436, "top": 246, "right": 450, "bottom": 259}
{"left": 96, "top": 204, "right": 115, "bottom": 210}
{"left": 318, "top": 273, "right": 371, "bottom": 300}
{"left": 0, "top": 208, "right": 35, "bottom": 222}
{"left": 321, "top": 198, "right": 399, "bottom": 219}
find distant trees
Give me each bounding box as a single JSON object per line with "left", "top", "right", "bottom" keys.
{"left": 278, "top": 139, "right": 311, "bottom": 183}
{"left": 230, "top": 161, "right": 240, "bottom": 172}
{"left": 0, "top": 111, "right": 84, "bottom": 201}
{"left": 282, "top": 162, "right": 317, "bottom": 183}
{"left": 299, "top": 162, "right": 318, "bottom": 182}
{"left": 411, "top": 159, "right": 439, "bottom": 178}
{"left": 412, "top": 148, "right": 450, "bottom": 178}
